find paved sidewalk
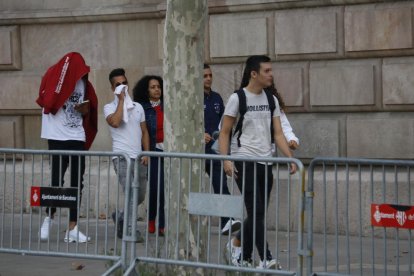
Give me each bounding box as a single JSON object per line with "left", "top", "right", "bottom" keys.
{"left": 0, "top": 213, "right": 299, "bottom": 275}
{"left": 0, "top": 253, "right": 108, "bottom": 276}
{"left": 0, "top": 213, "right": 122, "bottom": 276}
{"left": 1, "top": 213, "right": 412, "bottom": 275}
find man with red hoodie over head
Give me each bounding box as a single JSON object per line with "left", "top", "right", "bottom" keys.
{"left": 36, "top": 52, "right": 98, "bottom": 243}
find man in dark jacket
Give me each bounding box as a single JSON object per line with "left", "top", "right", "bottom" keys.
{"left": 204, "top": 64, "right": 241, "bottom": 235}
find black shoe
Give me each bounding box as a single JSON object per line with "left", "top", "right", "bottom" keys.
{"left": 112, "top": 211, "right": 124, "bottom": 239}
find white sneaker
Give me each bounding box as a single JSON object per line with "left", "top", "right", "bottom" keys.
{"left": 40, "top": 217, "right": 52, "bottom": 240}
{"left": 221, "top": 219, "right": 241, "bottom": 235}
{"left": 225, "top": 237, "right": 242, "bottom": 266}
{"left": 257, "top": 259, "right": 282, "bottom": 270}
{"left": 238, "top": 259, "right": 253, "bottom": 267}
{"left": 64, "top": 225, "right": 91, "bottom": 243}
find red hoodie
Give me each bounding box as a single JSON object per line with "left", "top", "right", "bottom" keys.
{"left": 36, "top": 52, "right": 98, "bottom": 150}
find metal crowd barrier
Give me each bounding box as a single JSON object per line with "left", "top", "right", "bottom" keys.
{"left": 307, "top": 157, "right": 414, "bottom": 276}
{"left": 126, "top": 151, "right": 305, "bottom": 275}
{"left": 0, "top": 148, "right": 135, "bottom": 274}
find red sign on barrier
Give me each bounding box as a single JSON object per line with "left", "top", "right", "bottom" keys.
{"left": 30, "top": 186, "right": 41, "bottom": 207}
{"left": 30, "top": 186, "right": 78, "bottom": 208}
{"left": 371, "top": 204, "right": 414, "bottom": 229}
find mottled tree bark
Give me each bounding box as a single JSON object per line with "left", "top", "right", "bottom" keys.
{"left": 163, "top": 0, "right": 208, "bottom": 275}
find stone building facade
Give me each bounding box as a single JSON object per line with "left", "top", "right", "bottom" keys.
{"left": 0, "top": 0, "right": 413, "bottom": 160}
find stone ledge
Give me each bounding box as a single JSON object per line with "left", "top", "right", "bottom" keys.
{"left": 0, "top": 0, "right": 399, "bottom": 25}
{"left": 0, "top": 5, "right": 165, "bottom": 25}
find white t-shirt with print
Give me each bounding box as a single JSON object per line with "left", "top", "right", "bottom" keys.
{"left": 224, "top": 88, "right": 281, "bottom": 158}
{"left": 41, "top": 79, "right": 86, "bottom": 141}
{"left": 104, "top": 100, "right": 146, "bottom": 159}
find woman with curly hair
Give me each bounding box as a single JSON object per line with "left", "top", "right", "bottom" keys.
{"left": 133, "top": 75, "right": 165, "bottom": 236}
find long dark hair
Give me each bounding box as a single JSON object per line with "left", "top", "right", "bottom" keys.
{"left": 239, "top": 55, "right": 271, "bottom": 89}
{"left": 239, "top": 56, "right": 286, "bottom": 112}
{"left": 264, "top": 81, "right": 286, "bottom": 112}
{"left": 133, "top": 75, "right": 163, "bottom": 104}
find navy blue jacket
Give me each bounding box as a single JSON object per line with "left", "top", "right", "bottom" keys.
{"left": 141, "top": 101, "right": 163, "bottom": 151}
{"left": 204, "top": 90, "right": 225, "bottom": 151}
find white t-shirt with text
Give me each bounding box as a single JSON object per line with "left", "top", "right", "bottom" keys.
{"left": 224, "top": 88, "right": 281, "bottom": 158}
{"left": 41, "top": 79, "right": 86, "bottom": 141}
{"left": 104, "top": 100, "right": 146, "bottom": 159}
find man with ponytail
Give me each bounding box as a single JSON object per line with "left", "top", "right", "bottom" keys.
{"left": 219, "top": 55, "right": 297, "bottom": 269}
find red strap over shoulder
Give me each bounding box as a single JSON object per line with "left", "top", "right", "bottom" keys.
{"left": 83, "top": 81, "right": 98, "bottom": 150}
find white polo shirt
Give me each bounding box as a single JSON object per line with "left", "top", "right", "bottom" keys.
{"left": 104, "top": 100, "right": 146, "bottom": 159}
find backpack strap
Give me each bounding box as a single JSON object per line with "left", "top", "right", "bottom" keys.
{"left": 234, "top": 89, "right": 276, "bottom": 147}
{"left": 264, "top": 90, "right": 276, "bottom": 143}
{"left": 234, "top": 89, "right": 247, "bottom": 147}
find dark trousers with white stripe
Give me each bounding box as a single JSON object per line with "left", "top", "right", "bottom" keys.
{"left": 235, "top": 161, "right": 273, "bottom": 261}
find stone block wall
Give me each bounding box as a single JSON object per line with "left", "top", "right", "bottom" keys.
{"left": 205, "top": 1, "right": 414, "bottom": 160}
{"left": 0, "top": 0, "right": 413, "bottom": 160}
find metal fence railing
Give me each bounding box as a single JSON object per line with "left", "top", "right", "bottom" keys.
{"left": 5, "top": 148, "right": 413, "bottom": 275}
{"left": 307, "top": 157, "right": 414, "bottom": 276}
{"left": 126, "top": 151, "right": 306, "bottom": 276}
{"left": 0, "top": 148, "right": 135, "bottom": 274}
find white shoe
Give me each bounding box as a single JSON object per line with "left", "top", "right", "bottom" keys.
{"left": 221, "top": 219, "right": 241, "bottom": 235}
{"left": 257, "top": 259, "right": 282, "bottom": 270}
{"left": 64, "top": 225, "right": 91, "bottom": 243}
{"left": 225, "top": 237, "right": 242, "bottom": 266}
{"left": 40, "top": 217, "right": 52, "bottom": 240}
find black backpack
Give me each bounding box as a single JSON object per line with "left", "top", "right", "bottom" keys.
{"left": 233, "top": 89, "right": 276, "bottom": 147}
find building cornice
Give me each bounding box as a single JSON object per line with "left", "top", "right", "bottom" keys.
{"left": 0, "top": 0, "right": 401, "bottom": 25}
